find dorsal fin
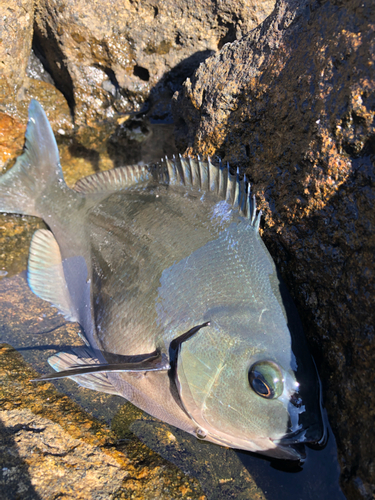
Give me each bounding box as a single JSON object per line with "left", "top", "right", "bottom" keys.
{"left": 73, "top": 156, "right": 261, "bottom": 228}
{"left": 73, "top": 164, "right": 152, "bottom": 193}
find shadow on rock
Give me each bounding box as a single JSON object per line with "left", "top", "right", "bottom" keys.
{"left": 0, "top": 418, "right": 41, "bottom": 500}
{"left": 106, "top": 50, "right": 215, "bottom": 167}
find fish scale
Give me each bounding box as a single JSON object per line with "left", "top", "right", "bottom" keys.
{"left": 0, "top": 100, "right": 326, "bottom": 460}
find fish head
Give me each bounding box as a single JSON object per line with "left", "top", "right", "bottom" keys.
{"left": 173, "top": 304, "right": 325, "bottom": 460}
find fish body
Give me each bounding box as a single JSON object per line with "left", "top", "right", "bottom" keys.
{"left": 0, "top": 101, "right": 325, "bottom": 459}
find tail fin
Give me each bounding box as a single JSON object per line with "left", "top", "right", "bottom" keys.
{"left": 0, "top": 100, "right": 65, "bottom": 217}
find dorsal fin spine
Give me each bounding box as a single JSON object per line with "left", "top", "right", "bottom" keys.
{"left": 239, "top": 174, "right": 247, "bottom": 216}
{"left": 208, "top": 158, "right": 218, "bottom": 193}
{"left": 179, "top": 155, "right": 188, "bottom": 185}
{"left": 166, "top": 156, "right": 177, "bottom": 185}
{"left": 226, "top": 164, "right": 235, "bottom": 204}
{"left": 189, "top": 157, "right": 202, "bottom": 189}
{"left": 174, "top": 154, "right": 184, "bottom": 184}
{"left": 218, "top": 162, "right": 227, "bottom": 199}
{"left": 200, "top": 158, "right": 209, "bottom": 190}
{"left": 251, "top": 194, "right": 257, "bottom": 225}
{"left": 232, "top": 168, "right": 240, "bottom": 210}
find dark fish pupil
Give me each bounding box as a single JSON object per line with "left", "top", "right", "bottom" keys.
{"left": 252, "top": 375, "right": 273, "bottom": 398}
{"left": 248, "top": 363, "right": 283, "bottom": 399}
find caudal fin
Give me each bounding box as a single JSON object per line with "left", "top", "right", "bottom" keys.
{"left": 0, "top": 100, "right": 66, "bottom": 217}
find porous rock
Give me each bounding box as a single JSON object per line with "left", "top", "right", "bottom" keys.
{"left": 173, "top": 0, "right": 375, "bottom": 498}
{"left": 0, "top": 408, "right": 126, "bottom": 500}
{"left": 0, "top": 2, "right": 72, "bottom": 138}
{"left": 0, "top": 0, "right": 35, "bottom": 96}
{"left": 33, "top": 0, "right": 275, "bottom": 125}
{"left": 0, "top": 341, "right": 205, "bottom": 500}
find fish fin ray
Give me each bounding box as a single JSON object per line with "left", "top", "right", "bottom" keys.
{"left": 32, "top": 348, "right": 170, "bottom": 390}
{"left": 0, "top": 100, "right": 66, "bottom": 216}
{"left": 45, "top": 350, "right": 120, "bottom": 395}
{"left": 180, "top": 155, "right": 192, "bottom": 187}
{"left": 73, "top": 164, "right": 153, "bottom": 193}
{"left": 28, "top": 229, "right": 77, "bottom": 321}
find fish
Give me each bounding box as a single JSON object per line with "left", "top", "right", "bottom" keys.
{"left": 0, "top": 100, "right": 325, "bottom": 460}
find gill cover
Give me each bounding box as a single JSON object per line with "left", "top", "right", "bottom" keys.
{"left": 173, "top": 324, "right": 289, "bottom": 454}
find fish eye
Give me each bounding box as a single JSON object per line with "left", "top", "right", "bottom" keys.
{"left": 248, "top": 361, "right": 284, "bottom": 399}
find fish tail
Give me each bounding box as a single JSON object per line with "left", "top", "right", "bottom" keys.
{"left": 0, "top": 100, "right": 66, "bottom": 217}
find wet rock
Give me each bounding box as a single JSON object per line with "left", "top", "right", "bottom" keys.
{"left": 0, "top": 77, "right": 73, "bottom": 134}
{"left": 0, "top": 0, "right": 35, "bottom": 96}
{"left": 107, "top": 116, "right": 178, "bottom": 168}
{"left": 0, "top": 114, "right": 25, "bottom": 172}
{"left": 26, "top": 49, "right": 55, "bottom": 86}
{"left": 0, "top": 408, "right": 126, "bottom": 499}
{"left": 0, "top": 344, "right": 206, "bottom": 499}
{"left": 173, "top": 0, "right": 375, "bottom": 498}
{"left": 33, "top": 0, "right": 275, "bottom": 126}
{"left": 0, "top": 3, "right": 73, "bottom": 137}
{"left": 0, "top": 216, "right": 45, "bottom": 278}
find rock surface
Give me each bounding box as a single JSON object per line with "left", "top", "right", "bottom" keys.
{"left": 0, "top": 408, "right": 125, "bottom": 499}
{"left": 0, "top": 3, "right": 72, "bottom": 142}
{"left": 0, "top": 0, "right": 275, "bottom": 170}
{"left": 0, "top": 1, "right": 35, "bottom": 97}
{"left": 0, "top": 343, "right": 206, "bottom": 499}
{"left": 173, "top": 0, "right": 375, "bottom": 498}
{"left": 32, "top": 0, "right": 275, "bottom": 125}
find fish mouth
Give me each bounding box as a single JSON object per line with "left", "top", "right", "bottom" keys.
{"left": 270, "top": 421, "right": 327, "bottom": 461}
{"left": 266, "top": 441, "right": 307, "bottom": 461}
{"left": 272, "top": 428, "right": 307, "bottom": 446}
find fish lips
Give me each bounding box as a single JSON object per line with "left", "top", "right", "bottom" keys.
{"left": 270, "top": 419, "right": 327, "bottom": 461}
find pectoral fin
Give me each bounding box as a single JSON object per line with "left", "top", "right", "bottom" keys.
{"left": 32, "top": 347, "right": 170, "bottom": 388}
{"left": 43, "top": 348, "right": 121, "bottom": 395}
{"left": 28, "top": 229, "right": 77, "bottom": 322}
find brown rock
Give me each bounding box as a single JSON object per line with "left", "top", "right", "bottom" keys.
{"left": 0, "top": 408, "right": 126, "bottom": 499}
{"left": 33, "top": 0, "right": 275, "bottom": 125}
{"left": 0, "top": 0, "right": 35, "bottom": 96}
{"left": 0, "top": 343, "right": 206, "bottom": 499}
{"left": 173, "top": 0, "right": 375, "bottom": 498}
{"left": 0, "top": 76, "right": 73, "bottom": 133}
{"left": 0, "top": 3, "right": 73, "bottom": 139}
{"left": 0, "top": 114, "right": 25, "bottom": 171}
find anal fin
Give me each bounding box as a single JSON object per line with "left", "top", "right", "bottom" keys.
{"left": 28, "top": 229, "right": 77, "bottom": 321}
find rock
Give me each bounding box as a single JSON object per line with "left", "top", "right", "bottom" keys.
{"left": 0, "top": 408, "right": 126, "bottom": 499}
{"left": 0, "top": 344, "right": 205, "bottom": 499}
{"left": 0, "top": 0, "right": 35, "bottom": 96}
{"left": 0, "top": 3, "right": 73, "bottom": 137}
{"left": 172, "top": 0, "right": 375, "bottom": 498}
{"left": 0, "top": 77, "right": 72, "bottom": 143}
{"left": 26, "top": 49, "right": 55, "bottom": 86}
{"left": 33, "top": 0, "right": 275, "bottom": 126}
{"left": 0, "top": 114, "right": 25, "bottom": 171}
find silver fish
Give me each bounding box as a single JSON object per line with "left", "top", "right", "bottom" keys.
{"left": 0, "top": 100, "right": 325, "bottom": 460}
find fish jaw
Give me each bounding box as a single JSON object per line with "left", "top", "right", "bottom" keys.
{"left": 188, "top": 418, "right": 307, "bottom": 460}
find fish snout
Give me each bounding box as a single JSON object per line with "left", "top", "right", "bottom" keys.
{"left": 274, "top": 419, "right": 326, "bottom": 449}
